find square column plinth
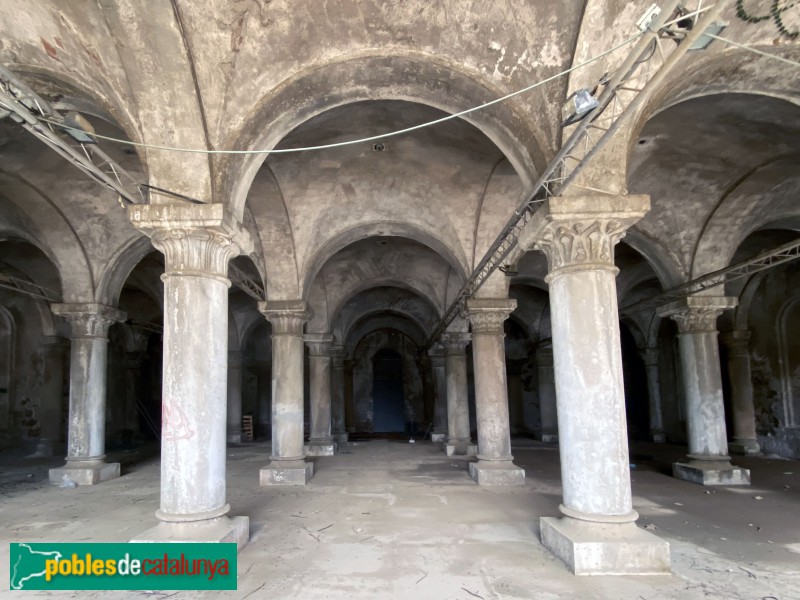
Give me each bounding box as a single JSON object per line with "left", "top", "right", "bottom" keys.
{"left": 446, "top": 442, "right": 478, "bottom": 456}
{"left": 49, "top": 461, "right": 120, "bottom": 486}
{"left": 468, "top": 460, "right": 525, "bottom": 485}
{"left": 260, "top": 460, "right": 314, "bottom": 486}
{"left": 673, "top": 459, "right": 750, "bottom": 486}
{"left": 541, "top": 517, "right": 671, "bottom": 575}
{"left": 305, "top": 441, "right": 337, "bottom": 456}
{"left": 132, "top": 516, "right": 249, "bottom": 550}
{"left": 333, "top": 433, "right": 349, "bottom": 443}
{"left": 431, "top": 433, "right": 447, "bottom": 443}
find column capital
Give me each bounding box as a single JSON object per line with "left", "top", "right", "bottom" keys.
{"left": 427, "top": 343, "right": 446, "bottom": 367}
{"left": 657, "top": 296, "right": 737, "bottom": 334}
{"left": 442, "top": 332, "right": 471, "bottom": 355}
{"left": 642, "top": 347, "right": 659, "bottom": 367}
{"left": 304, "top": 333, "right": 334, "bottom": 356}
{"left": 535, "top": 345, "right": 553, "bottom": 365}
{"left": 128, "top": 203, "right": 253, "bottom": 279}
{"left": 331, "top": 345, "right": 347, "bottom": 368}
{"left": 719, "top": 330, "right": 751, "bottom": 355}
{"left": 259, "top": 300, "right": 311, "bottom": 335}
{"left": 51, "top": 303, "right": 126, "bottom": 339}
{"left": 465, "top": 298, "right": 516, "bottom": 334}
{"left": 518, "top": 195, "right": 649, "bottom": 277}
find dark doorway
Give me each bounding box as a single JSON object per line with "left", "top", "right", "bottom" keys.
{"left": 373, "top": 349, "right": 405, "bottom": 432}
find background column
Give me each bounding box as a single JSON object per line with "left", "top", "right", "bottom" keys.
{"left": 535, "top": 346, "right": 558, "bottom": 443}
{"left": 331, "top": 345, "right": 348, "bottom": 443}
{"left": 259, "top": 300, "right": 313, "bottom": 485}
{"left": 49, "top": 304, "right": 124, "bottom": 485}
{"left": 227, "top": 351, "right": 243, "bottom": 444}
{"left": 720, "top": 330, "right": 760, "bottom": 455}
{"left": 642, "top": 347, "right": 666, "bottom": 443}
{"left": 465, "top": 298, "right": 525, "bottom": 485}
{"left": 519, "top": 195, "right": 669, "bottom": 575}
{"left": 442, "top": 332, "right": 476, "bottom": 456}
{"left": 428, "top": 344, "right": 448, "bottom": 442}
{"left": 659, "top": 297, "right": 750, "bottom": 485}
{"left": 305, "top": 334, "right": 336, "bottom": 456}
{"left": 34, "top": 336, "right": 68, "bottom": 457}
{"left": 129, "top": 203, "right": 250, "bottom": 547}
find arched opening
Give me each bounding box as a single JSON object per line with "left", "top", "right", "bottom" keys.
{"left": 620, "top": 323, "right": 649, "bottom": 441}
{"left": 372, "top": 348, "right": 406, "bottom": 434}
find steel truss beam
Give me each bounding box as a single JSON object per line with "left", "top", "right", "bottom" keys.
{"left": 425, "top": 0, "right": 725, "bottom": 348}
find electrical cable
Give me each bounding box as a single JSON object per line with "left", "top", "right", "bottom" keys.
{"left": 36, "top": 33, "right": 646, "bottom": 156}
{"left": 706, "top": 32, "right": 800, "bottom": 68}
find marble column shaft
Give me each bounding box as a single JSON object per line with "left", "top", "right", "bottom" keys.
{"left": 49, "top": 303, "right": 125, "bottom": 485}
{"left": 259, "top": 300, "right": 314, "bottom": 484}
{"left": 227, "top": 351, "right": 243, "bottom": 443}
{"left": 305, "top": 334, "right": 336, "bottom": 455}
{"left": 720, "top": 331, "right": 760, "bottom": 455}
{"left": 534, "top": 346, "right": 558, "bottom": 443}
{"left": 465, "top": 298, "right": 525, "bottom": 485}
{"left": 331, "top": 346, "right": 348, "bottom": 442}
{"left": 442, "top": 332, "right": 475, "bottom": 456}
{"left": 428, "top": 345, "right": 448, "bottom": 442}
{"left": 642, "top": 347, "right": 666, "bottom": 443}
{"left": 128, "top": 202, "right": 250, "bottom": 547}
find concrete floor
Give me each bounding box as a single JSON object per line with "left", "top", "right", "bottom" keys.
{"left": 1, "top": 439, "right": 799, "bottom": 599}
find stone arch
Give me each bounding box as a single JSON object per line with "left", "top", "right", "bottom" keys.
{"left": 95, "top": 235, "right": 154, "bottom": 306}
{"left": 223, "top": 52, "right": 548, "bottom": 223}
{"left": 344, "top": 310, "right": 428, "bottom": 350}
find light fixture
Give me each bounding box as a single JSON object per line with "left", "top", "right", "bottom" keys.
{"left": 499, "top": 264, "right": 519, "bottom": 277}
{"left": 561, "top": 88, "right": 600, "bottom": 126}
{"left": 62, "top": 111, "right": 96, "bottom": 144}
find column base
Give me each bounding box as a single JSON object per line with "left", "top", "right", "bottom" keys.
{"left": 227, "top": 434, "right": 242, "bottom": 444}
{"left": 49, "top": 461, "right": 120, "bottom": 486}
{"left": 728, "top": 438, "right": 760, "bottom": 456}
{"left": 333, "top": 432, "right": 349, "bottom": 443}
{"left": 431, "top": 432, "right": 447, "bottom": 443}
{"left": 540, "top": 517, "right": 670, "bottom": 575}
{"left": 305, "top": 441, "right": 337, "bottom": 456}
{"left": 651, "top": 432, "right": 667, "bottom": 443}
{"left": 28, "top": 440, "right": 58, "bottom": 458}
{"left": 131, "top": 516, "right": 249, "bottom": 550}
{"left": 672, "top": 458, "right": 751, "bottom": 486}
{"left": 468, "top": 460, "right": 525, "bottom": 486}
{"left": 445, "top": 441, "right": 478, "bottom": 456}
{"left": 537, "top": 432, "right": 559, "bottom": 443}
{"left": 260, "top": 460, "right": 314, "bottom": 486}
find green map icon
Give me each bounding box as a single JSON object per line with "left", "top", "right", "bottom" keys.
{"left": 10, "top": 543, "right": 63, "bottom": 590}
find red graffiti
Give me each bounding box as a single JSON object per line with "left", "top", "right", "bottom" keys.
{"left": 162, "top": 402, "right": 195, "bottom": 442}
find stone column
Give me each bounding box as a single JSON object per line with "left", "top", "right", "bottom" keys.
{"left": 304, "top": 333, "right": 336, "bottom": 456}
{"left": 226, "top": 351, "right": 243, "bottom": 444}
{"left": 642, "top": 347, "right": 666, "bottom": 443}
{"left": 49, "top": 304, "right": 125, "bottom": 485}
{"left": 331, "top": 345, "right": 348, "bottom": 443}
{"left": 256, "top": 362, "right": 271, "bottom": 438}
{"left": 658, "top": 297, "right": 751, "bottom": 485}
{"left": 123, "top": 351, "right": 146, "bottom": 438}
{"left": 720, "top": 331, "right": 760, "bottom": 455}
{"left": 534, "top": 346, "right": 558, "bottom": 443}
{"left": 128, "top": 203, "right": 250, "bottom": 547}
{"left": 442, "top": 332, "right": 476, "bottom": 456}
{"left": 519, "top": 195, "right": 668, "bottom": 575}
{"left": 34, "top": 336, "right": 68, "bottom": 457}
{"left": 428, "top": 344, "right": 448, "bottom": 442}
{"left": 465, "top": 298, "right": 525, "bottom": 485}
{"left": 259, "top": 300, "right": 314, "bottom": 485}
{"left": 344, "top": 359, "right": 355, "bottom": 433}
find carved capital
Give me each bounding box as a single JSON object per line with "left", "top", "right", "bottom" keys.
{"left": 51, "top": 303, "right": 126, "bottom": 339}
{"left": 304, "top": 333, "right": 334, "bottom": 356}
{"left": 428, "top": 344, "right": 446, "bottom": 367}
{"left": 518, "top": 195, "right": 649, "bottom": 275}
{"left": 129, "top": 203, "right": 253, "bottom": 279}
{"left": 465, "top": 298, "right": 516, "bottom": 334}
{"left": 720, "top": 330, "right": 751, "bottom": 356}
{"left": 259, "top": 300, "right": 310, "bottom": 335}
{"left": 657, "top": 297, "right": 737, "bottom": 335}
{"left": 442, "top": 332, "right": 471, "bottom": 355}
{"left": 642, "top": 347, "right": 659, "bottom": 367}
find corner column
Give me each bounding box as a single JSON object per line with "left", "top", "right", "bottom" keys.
{"left": 534, "top": 346, "right": 558, "bottom": 443}
{"left": 305, "top": 334, "right": 336, "bottom": 456}
{"left": 428, "top": 344, "right": 448, "bottom": 443}
{"left": 331, "top": 345, "right": 348, "bottom": 443}
{"left": 520, "top": 195, "right": 669, "bottom": 575}
{"left": 642, "top": 348, "right": 666, "bottom": 443}
{"left": 49, "top": 304, "right": 125, "bottom": 485}
{"left": 465, "top": 298, "right": 525, "bottom": 485}
{"left": 227, "top": 351, "right": 243, "bottom": 444}
{"left": 720, "top": 331, "right": 760, "bottom": 455}
{"left": 259, "top": 301, "right": 314, "bottom": 485}
{"left": 442, "top": 332, "right": 476, "bottom": 456}
{"left": 128, "top": 203, "right": 250, "bottom": 547}
{"left": 658, "top": 298, "right": 751, "bottom": 484}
